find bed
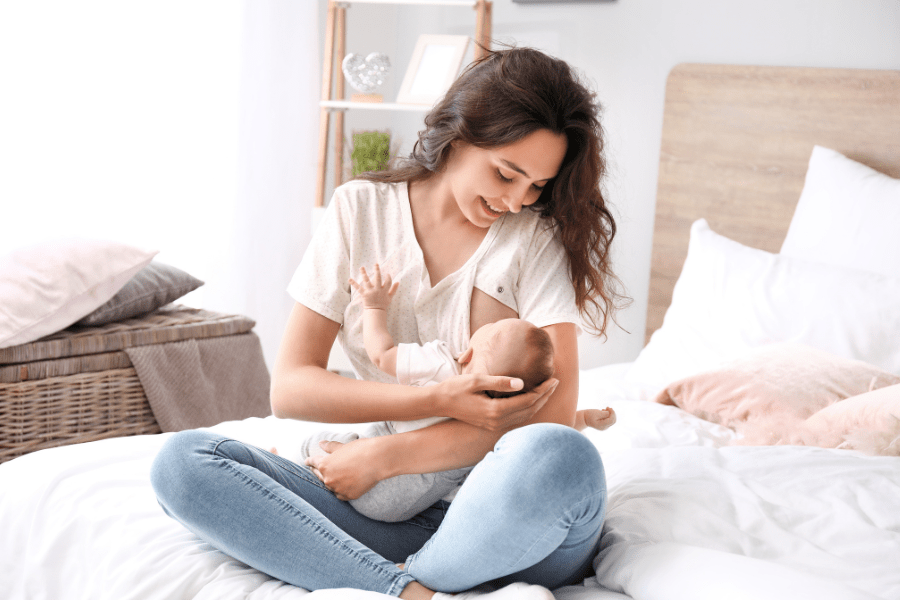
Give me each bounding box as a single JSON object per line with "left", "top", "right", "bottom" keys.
{"left": 2, "top": 63, "right": 899, "bottom": 600}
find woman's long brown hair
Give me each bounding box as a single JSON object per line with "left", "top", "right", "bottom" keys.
{"left": 360, "top": 47, "right": 629, "bottom": 337}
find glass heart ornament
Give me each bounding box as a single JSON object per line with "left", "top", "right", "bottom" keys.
{"left": 341, "top": 52, "right": 391, "bottom": 94}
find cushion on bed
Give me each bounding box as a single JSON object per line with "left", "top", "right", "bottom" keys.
{"left": 0, "top": 238, "right": 157, "bottom": 349}
{"left": 76, "top": 261, "right": 204, "bottom": 326}
{"left": 781, "top": 146, "right": 900, "bottom": 278}
{"left": 798, "top": 383, "right": 900, "bottom": 456}
{"left": 655, "top": 342, "right": 900, "bottom": 442}
{"left": 627, "top": 219, "right": 900, "bottom": 389}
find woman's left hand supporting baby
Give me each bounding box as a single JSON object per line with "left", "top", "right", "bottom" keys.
{"left": 434, "top": 375, "right": 559, "bottom": 432}
{"left": 305, "top": 437, "right": 386, "bottom": 500}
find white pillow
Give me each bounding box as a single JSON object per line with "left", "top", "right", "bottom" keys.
{"left": 781, "top": 146, "right": 900, "bottom": 278}
{"left": 628, "top": 219, "right": 900, "bottom": 389}
{"left": 0, "top": 238, "right": 157, "bottom": 348}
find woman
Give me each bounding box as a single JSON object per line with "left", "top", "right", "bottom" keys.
{"left": 151, "top": 47, "right": 625, "bottom": 599}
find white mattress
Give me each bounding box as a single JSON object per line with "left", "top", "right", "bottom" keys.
{"left": 1, "top": 363, "right": 897, "bottom": 600}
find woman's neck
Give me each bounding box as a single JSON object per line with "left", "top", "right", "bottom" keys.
{"left": 408, "top": 174, "right": 466, "bottom": 229}
{"left": 406, "top": 174, "right": 488, "bottom": 287}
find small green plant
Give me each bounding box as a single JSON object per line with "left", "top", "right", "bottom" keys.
{"left": 350, "top": 130, "right": 391, "bottom": 178}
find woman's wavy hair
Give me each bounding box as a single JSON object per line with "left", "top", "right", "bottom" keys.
{"left": 360, "top": 46, "right": 629, "bottom": 337}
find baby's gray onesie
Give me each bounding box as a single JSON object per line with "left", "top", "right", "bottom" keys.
{"left": 299, "top": 422, "right": 472, "bottom": 522}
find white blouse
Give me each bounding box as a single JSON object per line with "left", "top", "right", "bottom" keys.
{"left": 288, "top": 179, "right": 580, "bottom": 384}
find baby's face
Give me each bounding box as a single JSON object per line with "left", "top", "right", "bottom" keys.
{"left": 462, "top": 318, "right": 534, "bottom": 376}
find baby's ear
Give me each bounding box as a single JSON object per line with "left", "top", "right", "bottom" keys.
{"left": 457, "top": 347, "right": 474, "bottom": 365}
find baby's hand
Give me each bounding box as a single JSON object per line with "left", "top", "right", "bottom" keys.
{"left": 582, "top": 407, "right": 617, "bottom": 431}
{"left": 349, "top": 264, "right": 399, "bottom": 310}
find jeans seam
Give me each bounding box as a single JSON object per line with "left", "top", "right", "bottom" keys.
{"left": 212, "top": 438, "right": 334, "bottom": 492}
{"left": 452, "top": 486, "right": 602, "bottom": 579}
{"left": 211, "top": 439, "right": 415, "bottom": 595}
{"left": 212, "top": 440, "right": 444, "bottom": 534}
{"left": 506, "top": 490, "right": 604, "bottom": 573}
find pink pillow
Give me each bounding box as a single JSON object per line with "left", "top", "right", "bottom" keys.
{"left": 798, "top": 384, "right": 900, "bottom": 456}
{"left": 654, "top": 343, "right": 900, "bottom": 443}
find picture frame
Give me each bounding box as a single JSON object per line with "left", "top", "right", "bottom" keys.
{"left": 396, "top": 34, "right": 470, "bottom": 106}
{"left": 513, "top": 0, "right": 614, "bottom": 3}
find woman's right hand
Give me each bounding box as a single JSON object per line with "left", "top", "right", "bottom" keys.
{"left": 433, "top": 374, "right": 559, "bottom": 432}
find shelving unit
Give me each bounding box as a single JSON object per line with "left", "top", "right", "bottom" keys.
{"left": 315, "top": 0, "right": 493, "bottom": 208}
{"left": 319, "top": 100, "right": 434, "bottom": 112}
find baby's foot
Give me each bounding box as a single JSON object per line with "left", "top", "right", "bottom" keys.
{"left": 582, "top": 407, "right": 617, "bottom": 431}
{"left": 433, "top": 582, "right": 554, "bottom": 600}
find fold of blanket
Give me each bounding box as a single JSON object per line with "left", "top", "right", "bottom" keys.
{"left": 125, "top": 332, "right": 271, "bottom": 432}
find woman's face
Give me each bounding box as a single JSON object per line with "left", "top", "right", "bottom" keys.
{"left": 445, "top": 128, "right": 567, "bottom": 229}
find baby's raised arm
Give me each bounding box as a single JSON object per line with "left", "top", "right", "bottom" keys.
{"left": 349, "top": 264, "right": 400, "bottom": 377}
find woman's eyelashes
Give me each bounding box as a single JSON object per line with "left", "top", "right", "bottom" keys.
{"left": 496, "top": 169, "right": 547, "bottom": 192}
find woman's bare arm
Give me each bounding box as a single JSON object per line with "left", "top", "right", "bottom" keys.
{"left": 308, "top": 322, "right": 579, "bottom": 498}
{"left": 270, "top": 302, "right": 551, "bottom": 425}
{"left": 270, "top": 303, "right": 433, "bottom": 423}
{"left": 379, "top": 321, "right": 579, "bottom": 476}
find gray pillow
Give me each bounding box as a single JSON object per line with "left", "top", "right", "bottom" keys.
{"left": 76, "top": 261, "right": 204, "bottom": 326}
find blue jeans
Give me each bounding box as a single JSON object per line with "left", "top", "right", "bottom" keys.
{"left": 150, "top": 423, "right": 607, "bottom": 596}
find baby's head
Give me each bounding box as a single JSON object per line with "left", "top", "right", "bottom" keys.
{"left": 459, "top": 318, "right": 555, "bottom": 398}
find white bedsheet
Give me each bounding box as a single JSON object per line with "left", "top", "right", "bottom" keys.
{"left": 1, "top": 364, "right": 898, "bottom": 600}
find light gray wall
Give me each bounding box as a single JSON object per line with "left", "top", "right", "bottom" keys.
{"left": 318, "top": 0, "right": 900, "bottom": 369}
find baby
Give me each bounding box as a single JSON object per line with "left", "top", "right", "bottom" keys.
{"left": 291, "top": 264, "right": 615, "bottom": 522}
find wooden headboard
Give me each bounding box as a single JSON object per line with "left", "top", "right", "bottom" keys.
{"left": 646, "top": 63, "right": 900, "bottom": 344}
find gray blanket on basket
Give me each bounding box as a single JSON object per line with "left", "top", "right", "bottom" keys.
{"left": 125, "top": 333, "right": 271, "bottom": 432}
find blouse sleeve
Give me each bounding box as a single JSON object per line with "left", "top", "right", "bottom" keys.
{"left": 516, "top": 223, "right": 583, "bottom": 334}
{"left": 287, "top": 191, "right": 352, "bottom": 324}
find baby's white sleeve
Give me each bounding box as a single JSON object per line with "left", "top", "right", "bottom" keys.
{"left": 396, "top": 341, "right": 458, "bottom": 387}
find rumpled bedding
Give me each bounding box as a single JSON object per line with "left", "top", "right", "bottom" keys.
{"left": 1, "top": 363, "right": 898, "bottom": 600}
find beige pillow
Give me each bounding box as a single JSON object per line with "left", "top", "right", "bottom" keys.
{"left": 654, "top": 343, "right": 900, "bottom": 443}
{"left": 0, "top": 238, "right": 157, "bottom": 349}
{"left": 798, "top": 384, "right": 900, "bottom": 456}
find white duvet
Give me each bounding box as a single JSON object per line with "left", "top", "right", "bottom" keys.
{"left": 1, "top": 364, "right": 898, "bottom": 600}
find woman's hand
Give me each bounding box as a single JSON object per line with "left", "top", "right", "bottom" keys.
{"left": 434, "top": 375, "right": 559, "bottom": 432}
{"left": 305, "top": 438, "right": 385, "bottom": 501}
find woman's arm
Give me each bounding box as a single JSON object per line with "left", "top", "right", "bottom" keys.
{"left": 271, "top": 303, "right": 429, "bottom": 423}
{"left": 381, "top": 321, "right": 579, "bottom": 475}
{"left": 270, "top": 302, "right": 552, "bottom": 426}
{"left": 307, "top": 322, "right": 579, "bottom": 498}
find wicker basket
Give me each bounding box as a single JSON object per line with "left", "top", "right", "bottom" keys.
{"left": 0, "top": 305, "right": 256, "bottom": 464}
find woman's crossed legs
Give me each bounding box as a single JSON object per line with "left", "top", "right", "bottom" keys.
{"left": 150, "top": 423, "right": 607, "bottom": 597}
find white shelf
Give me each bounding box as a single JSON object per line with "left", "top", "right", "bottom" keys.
{"left": 316, "top": 0, "right": 490, "bottom": 207}
{"left": 320, "top": 100, "right": 433, "bottom": 112}
{"left": 338, "top": 0, "right": 477, "bottom": 6}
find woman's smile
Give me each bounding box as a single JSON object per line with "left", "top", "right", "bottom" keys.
{"left": 480, "top": 197, "right": 505, "bottom": 217}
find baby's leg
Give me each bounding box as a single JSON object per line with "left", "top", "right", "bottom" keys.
{"left": 575, "top": 407, "right": 617, "bottom": 432}
{"left": 351, "top": 467, "right": 472, "bottom": 523}
{"left": 299, "top": 429, "right": 361, "bottom": 460}
{"left": 290, "top": 422, "right": 392, "bottom": 463}
{"left": 299, "top": 422, "right": 471, "bottom": 522}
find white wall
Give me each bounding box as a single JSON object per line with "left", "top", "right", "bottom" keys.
{"left": 0, "top": 1, "right": 243, "bottom": 271}
{"left": 0, "top": 2, "right": 320, "bottom": 373}
{"left": 318, "top": 0, "right": 900, "bottom": 370}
